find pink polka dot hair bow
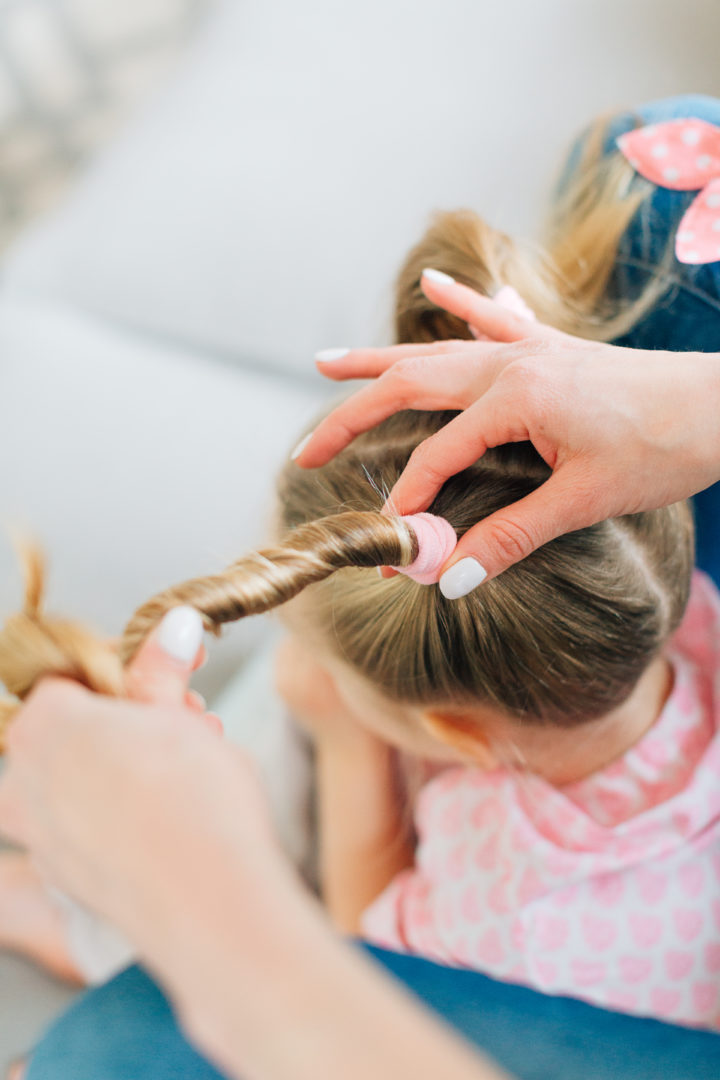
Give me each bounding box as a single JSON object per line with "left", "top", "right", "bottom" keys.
{"left": 617, "top": 119, "right": 720, "bottom": 264}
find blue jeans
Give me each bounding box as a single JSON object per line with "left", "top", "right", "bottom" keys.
{"left": 25, "top": 952, "right": 720, "bottom": 1080}
{"left": 26, "top": 95, "right": 720, "bottom": 1079}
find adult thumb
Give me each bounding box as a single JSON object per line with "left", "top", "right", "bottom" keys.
{"left": 125, "top": 606, "right": 205, "bottom": 706}
{"left": 438, "top": 471, "right": 591, "bottom": 598}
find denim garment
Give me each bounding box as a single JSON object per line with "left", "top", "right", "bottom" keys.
{"left": 26, "top": 954, "right": 720, "bottom": 1080}
{"left": 26, "top": 95, "right": 720, "bottom": 1079}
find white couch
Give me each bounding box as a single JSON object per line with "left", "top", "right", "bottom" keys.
{"left": 1, "top": 0, "right": 719, "bottom": 1067}
{"left": 2, "top": 0, "right": 719, "bottom": 665}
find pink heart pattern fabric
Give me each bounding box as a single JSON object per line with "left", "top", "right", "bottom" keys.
{"left": 617, "top": 118, "right": 720, "bottom": 264}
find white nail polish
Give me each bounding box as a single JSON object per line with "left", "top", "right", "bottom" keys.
{"left": 291, "top": 432, "right": 313, "bottom": 460}
{"left": 422, "top": 268, "right": 455, "bottom": 286}
{"left": 439, "top": 558, "right": 488, "bottom": 599}
{"left": 315, "top": 348, "right": 350, "bottom": 362}
{"left": 376, "top": 566, "right": 384, "bottom": 578}
{"left": 157, "top": 606, "right": 204, "bottom": 663}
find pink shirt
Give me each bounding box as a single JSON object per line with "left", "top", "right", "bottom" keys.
{"left": 362, "top": 571, "right": 720, "bottom": 1029}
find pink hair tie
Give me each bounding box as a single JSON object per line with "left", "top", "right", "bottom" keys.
{"left": 392, "top": 513, "right": 457, "bottom": 585}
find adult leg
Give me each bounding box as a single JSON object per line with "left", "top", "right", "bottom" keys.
{"left": 25, "top": 954, "right": 720, "bottom": 1080}
{"left": 26, "top": 966, "right": 225, "bottom": 1080}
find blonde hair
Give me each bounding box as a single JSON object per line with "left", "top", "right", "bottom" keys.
{"left": 396, "top": 113, "right": 673, "bottom": 344}
{"left": 0, "top": 114, "right": 693, "bottom": 748}
{"left": 0, "top": 514, "right": 420, "bottom": 746}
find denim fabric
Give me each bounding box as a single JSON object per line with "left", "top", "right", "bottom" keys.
{"left": 25, "top": 95, "right": 720, "bottom": 1079}
{"left": 602, "top": 94, "right": 720, "bottom": 355}
{"left": 26, "top": 956, "right": 720, "bottom": 1080}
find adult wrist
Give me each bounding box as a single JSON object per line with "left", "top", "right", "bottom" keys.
{"left": 169, "top": 873, "right": 502, "bottom": 1080}
{"left": 144, "top": 838, "right": 316, "bottom": 1039}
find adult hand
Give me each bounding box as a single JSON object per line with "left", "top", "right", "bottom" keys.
{"left": 0, "top": 613, "right": 507, "bottom": 1080}
{"left": 0, "top": 608, "right": 276, "bottom": 975}
{"left": 297, "top": 270, "right": 720, "bottom": 594}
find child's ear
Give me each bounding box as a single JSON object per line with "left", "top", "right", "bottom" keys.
{"left": 421, "top": 711, "right": 498, "bottom": 768}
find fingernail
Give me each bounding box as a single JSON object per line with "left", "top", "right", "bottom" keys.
{"left": 157, "top": 606, "right": 204, "bottom": 663}
{"left": 291, "top": 432, "right": 313, "bottom": 460}
{"left": 315, "top": 348, "right": 350, "bottom": 362}
{"left": 422, "top": 268, "right": 455, "bottom": 286}
{"left": 439, "top": 558, "right": 487, "bottom": 599}
{"left": 376, "top": 566, "right": 384, "bottom": 578}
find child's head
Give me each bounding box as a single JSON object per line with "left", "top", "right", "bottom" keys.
{"left": 122, "top": 115, "right": 691, "bottom": 772}
{"left": 0, "top": 116, "right": 693, "bottom": 777}
{"left": 275, "top": 413, "right": 692, "bottom": 751}
{"left": 269, "top": 118, "right": 693, "bottom": 770}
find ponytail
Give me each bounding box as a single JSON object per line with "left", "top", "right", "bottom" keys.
{"left": 0, "top": 512, "right": 417, "bottom": 746}
{"left": 395, "top": 113, "right": 671, "bottom": 346}
{"left": 120, "top": 511, "right": 416, "bottom": 661}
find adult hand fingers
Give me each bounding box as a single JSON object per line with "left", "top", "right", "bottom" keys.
{"left": 315, "top": 339, "right": 479, "bottom": 380}
{"left": 125, "top": 606, "right": 205, "bottom": 707}
{"left": 185, "top": 689, "right": 207, "bottom": 713}
{"left": 314, "top": 276, "right": 548, "bottom": 386}
{"left": 296, "top": 352, "right": 509, "bottom": 467}
{"left": 184, "top": 690, "right": 224, "bottom": 736}
{"left": 438, "top": 466, "right": 600, "bottom": 594}
{"left": 421, "top": 270, "right": 545, "bottom": 343}
{"left": 191, "top": 644, "right": 207, "bottom": 672}
{"left": 0, "top": 680, "right": 80, "bottom": 845}
{"left": 386, "top": 386, "right": 532, "bottom": 514}
{"left": 0, "top": 772, "right": 29, "bottom": 846}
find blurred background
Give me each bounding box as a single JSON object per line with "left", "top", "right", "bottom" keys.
{"left": 0, "top": 0, "right": 719, "bottom": 1069}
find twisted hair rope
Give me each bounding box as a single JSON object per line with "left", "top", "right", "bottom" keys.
{"left": 0, "top": 512, "right": 419, "bottom": 748}
{"left": 120, "top": 512, "right": 418, "bottom": 663}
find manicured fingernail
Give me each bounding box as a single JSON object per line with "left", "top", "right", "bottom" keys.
{"left": 439, "top": 558, "right": 487, "bottom": 599}
{"left": 157, "top": 606, "right": 204, "bottom": 663}
{"left": 291, "top": 432, "right": 313, "bottom": 460}
{"left": 376, "top": 566, "right": 384, "bottom": 578}
{"left": 315, "top": 348, "right": 350, "bottom": 362}
{"left": 422, "top": 268, "right": 455, "bottom": 286}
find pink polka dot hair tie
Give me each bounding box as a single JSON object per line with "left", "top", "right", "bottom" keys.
{"left": 391, "top": 513, "right": 458, "bottom": 585}
{"left": 617, "top": 118, "right": 720, "bottom": 264}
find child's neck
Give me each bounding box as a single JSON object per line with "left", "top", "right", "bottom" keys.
{"left": 505, "top": 655, "right": 675, "bottom": 787}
